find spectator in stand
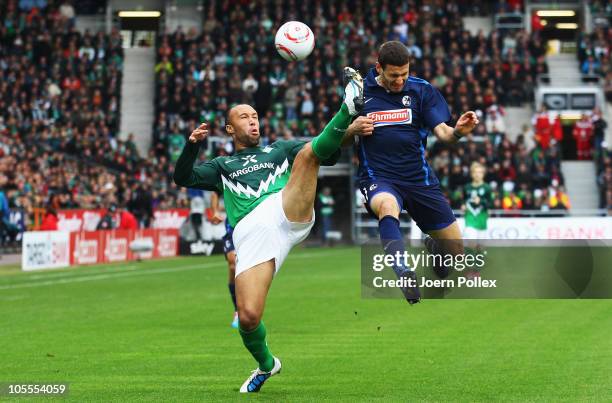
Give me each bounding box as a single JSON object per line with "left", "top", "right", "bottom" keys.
{"left": 118, "top": 203, "right": 138, "bottom": 230}
{"left": 577, "top": 26, "right": 610, "bottom": 81}
{"left": 532, "top": 162, "right": 551, "bottom": 189}
{"left": 0, "top": 182, "right": 19, "bottom": 244}
{"left": 97, "top": 204, "right": 116, "bottom": 230}
{"left": 129, "top": 183, "right": 154, "bottom": 228}
{"left": 592, "top": 107, "right": 608, "bottom": 155}
{"left": 533, "top": 105, "right": 553, "bottom": 150}
{"left": 155, "top": 55, "right": 174, "bottom": 74}
{"left": 549, "top": 182, "right": 571, "bottom": 211}
{"left": 531, "top": 11, "right": 544, "bottom": 32}
{"left": 605, "top": 72, "right": 612, "bottom": 102}
{"left": 517, "top": 123, "right": 537, "bottom": 152}
{"left": 552, "top": 113, "right": 563, "bottom": 146}
{"left": 254, "top": 75, "right": 273, "bottom": 116}
{"left": 59, "top": 0, "right": 75, "bottom": 27}
{"left": 598, "top": 164, "right": 612, "bottom": 209}
{"left": 515, "top": 162, "right": 531, "bottom": 189}
{"left": 241, "top": 73, "right": 259, "bottom": 104}
{"left": 449, "top": 164, "right": 468, "bottom": 191}
{"left": 521, "top": 189, "right": 535, "bottom": 210}
{"left": 39, "top": 206, "right": 58, "bottom": 231}
{"left": 485, "top": 98, "right": 506, "bottom": 135}
{"left": 0, "top": 184, "right": 9, "bottom": 224}
{"left": 502, "top": 190, "right": 522, "bottom": 211}
{"left": 499, "top": 159, "right": 516, "bottom": 183}
{"left": 581, "top": 55, "right": 601, "bottom": 76}
{"left": 573, "top": 114, "right": 594, "bottom": 160}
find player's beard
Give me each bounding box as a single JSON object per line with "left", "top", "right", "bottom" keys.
{"left": 236, "top": 131, "right": 260, "bottom": 148}
{"left": 376, "top": 74, "right": 404, "bottom": 93}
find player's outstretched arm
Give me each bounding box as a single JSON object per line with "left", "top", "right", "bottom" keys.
{"left": 433, "top": 111, "right": 480, "bottom": 144}
{"left": 173, "top": 123, "right": 220, "bottom": 190}
{"left": 209, "top": 191, "right": 224, "bottom": 225}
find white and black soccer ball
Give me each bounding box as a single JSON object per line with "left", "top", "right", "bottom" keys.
{"left": 274, "top": 21, "right": 315, "bottom": 62}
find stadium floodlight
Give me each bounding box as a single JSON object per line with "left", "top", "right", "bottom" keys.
{"left": 555, "top": 23, "right": 579, "bottom": 29}
{"left": 536, "top": 10, "right": 576, "bottom": 17}
{"left": 118, "top": 11, "right": 161, "bottom": 17}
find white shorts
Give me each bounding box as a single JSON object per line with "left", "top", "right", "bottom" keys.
{"left": 463, "top": 226, "right": 488, "bottom": 240}
{"left": 232, "top": 191, "right": 314, "bottom": 277}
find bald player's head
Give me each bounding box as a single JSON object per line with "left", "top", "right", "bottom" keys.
{"left": 225, "top": 104, "right": 260, "bottom": 149}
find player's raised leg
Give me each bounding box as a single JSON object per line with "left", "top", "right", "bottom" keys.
{"left": 235, "top": 259, "right": 281, "bottom": 392}
{"left": 282, "top": 67, "right": 363, "bottom": 222}
{"left": 369, "top": 192, "right": 421, "bottom": 304}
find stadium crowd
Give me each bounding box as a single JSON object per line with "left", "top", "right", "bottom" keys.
{"left": 429, "top": 131, "right": 570, "bottom": 214}
{"left": 1, "top": 0, "right": 609, "bottom": 245}
{"left": 150, "top": 0, "right": 568, "bottom": 217}
{"left": 0, "top": 0, "right": 191, "bottom": 240}
{"left": 152, "top": 0, "right": 547, "bottom": 160}
{"left": 578, "top": 2, "right": 611, "bottom": 100}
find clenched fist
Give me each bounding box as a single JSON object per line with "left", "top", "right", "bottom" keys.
{"left": 189, "top": 123, "right": 208, "bottom": 143}
{"left": 347, "top": 116, "right": 374, "bottom": 137}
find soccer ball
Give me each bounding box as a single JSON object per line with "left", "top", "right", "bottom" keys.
{"left": 274, "top": 21, "right": 315, "bottom": 61}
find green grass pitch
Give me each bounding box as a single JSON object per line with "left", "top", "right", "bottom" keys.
{"left": 1, "top": 247, "right": 611, "bottom": 401}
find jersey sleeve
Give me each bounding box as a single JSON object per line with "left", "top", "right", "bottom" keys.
{"left": 422, "top": 84, "right": 451, "bottom": 130}
{"left": 173, "top": 142, "right": 221, "bottom": 191}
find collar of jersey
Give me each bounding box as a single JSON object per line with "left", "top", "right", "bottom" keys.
{"left": 234, "top": 146, "right": 261, "bottom": 155}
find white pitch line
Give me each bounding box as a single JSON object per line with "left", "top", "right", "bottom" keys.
{"left": 26, "top": 265, "right": 138, "bottom": 280}
{"left": 0, "top": 249, "right": 353, "bottom": 291}
{"left": 0, "top": 263, "right": 223, "bottom": 290}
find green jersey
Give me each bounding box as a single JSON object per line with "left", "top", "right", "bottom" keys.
{"left": 464, "top": 182, "right": 492, "bottom": 230}
{"left": 174, "top": 140, "right": 339, "bottom": 227}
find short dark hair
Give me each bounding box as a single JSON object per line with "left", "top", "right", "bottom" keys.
{"left": 378, "top": 41, "right": 410, "bottom": 68}
{"left": 225, "top": 105, "right": 236, "bottom": 126}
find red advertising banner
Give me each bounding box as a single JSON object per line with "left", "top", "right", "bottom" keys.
{"left": 56, "top": 209, "right": 189, "bottom": 232}
{"left": 152, "top": 209, "right": 190, "bottom": 229}
{"left": 71, "top": 230, "right": 103, "bottom": 265}
{"left": 57, "top": 209, "right": 104, "bottom": 232}
{"left": 69, "top": 229, "right": 179, "bottom": 265}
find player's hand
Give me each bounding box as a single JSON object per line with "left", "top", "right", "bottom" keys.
{"left": 348, "top": 116, "right": 374, "bottom": 137}
{"left": 455, "top": 111, "right": 479, "bottom": 136}
{"left": 189, "top": 123, "right": 208, "bottom": 143}
{"left": 473, "top": 195, "right": 481, "bottom": 205}
{"left": 209, "top": 211, "right": 223, "bottom": 225}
